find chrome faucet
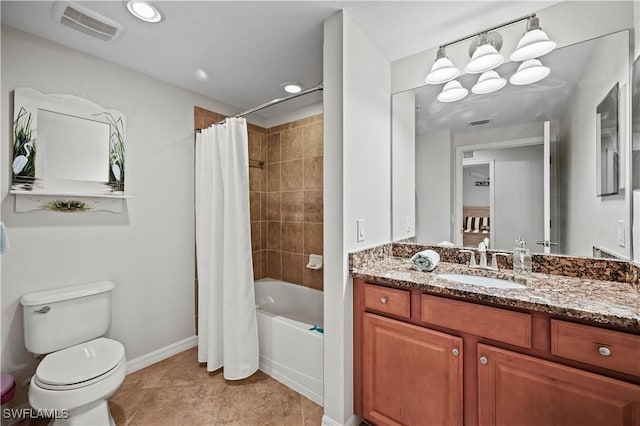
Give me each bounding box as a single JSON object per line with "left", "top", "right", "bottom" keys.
{"left": 477, "top": 242, "right": 488, "bottom": 268}
{"left": 459, "top": 246, "right": 511, "bottom": 272}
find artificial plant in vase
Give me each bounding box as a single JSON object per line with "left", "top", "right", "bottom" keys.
{"left": 12, "top": 107, "right": 36, "bottom": 180}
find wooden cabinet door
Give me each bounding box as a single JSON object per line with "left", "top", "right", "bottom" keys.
{"left": 478, "top": 344, "right": 640, "bottom": 426}
{"left": 362, "top": 313, "right": 463, "bottom": 426}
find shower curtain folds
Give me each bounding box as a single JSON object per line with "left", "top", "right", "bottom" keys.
{"left": 195, "top": 117, "right": 259, "bottom": 380}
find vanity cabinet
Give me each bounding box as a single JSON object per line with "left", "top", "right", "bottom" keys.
{"left": 362, "top": 313, "right": 463, "bottom": 426}
{"left": 477, "top": 344, "right": 640, "bottom": 426}
{"left": 353, "top": 279, "right": 640, "bottom": 426}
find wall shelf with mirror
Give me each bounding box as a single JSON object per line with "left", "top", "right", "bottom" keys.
{"left": 392, "top": 28, "right": 633, "bottom": 259}
{"left": 10, "top": 87, "right": 129, "bottom": 213}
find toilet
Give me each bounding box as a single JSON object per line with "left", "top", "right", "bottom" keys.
{"left": 20, "top": 281, "right": 126, "bottom": 426}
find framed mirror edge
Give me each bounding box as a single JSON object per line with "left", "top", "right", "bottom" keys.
{"left": 11, "top": 87, "right": 127, "bottom": 198}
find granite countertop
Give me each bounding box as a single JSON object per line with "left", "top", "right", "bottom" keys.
{"left": 351, "top": 256, "right": 640, "bottom": 331}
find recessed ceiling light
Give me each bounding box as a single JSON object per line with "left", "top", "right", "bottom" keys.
{"left": 282, "top": 82, "right": 302, "bottom": 94}
{"left": 126, "top": 1, "right": 163, "bottom": 23}
{"left": 194, "top": 68, "right": 209, "bottom": 82}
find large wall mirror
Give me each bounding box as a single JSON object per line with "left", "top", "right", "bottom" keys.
{"left": 11, "top": 87, "right": 126, "bottom": 198}
{"left": 391, "top": 29, "right": 633, "bottom": 259}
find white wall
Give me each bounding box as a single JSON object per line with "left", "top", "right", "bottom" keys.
{"left": 263, "top": 101, "right": 324, "bottom": 128}
{"left": 1, "top": 26, "right": 238, "bottom": 405}
{"left": 635, "top": 0, "right": 640, "bottom": 60}
{"left": 323, "top": 9, "right": 391, "bottom": 426}
{"left": 453, "top": 122, "right": 543, "bottom": 147}
{"left": 416, "top": 130, "right": 452, "bottom": 244}
{"left": 472, "top": 146, "right": 544, "bottom": 251}
{"left": 414, "top": 122, "right": 543, "bottom": 246}
{"left": 463, "top": 165, "right": 490, "bottom": 207}
{"left": 559, "top": 30, "right": 631, "bottom": 258}
{"left": 392, "top": 91, "right": 415, "bottom": 241}
{"left": 391, "top": 1, "right": 634, "bottom": 94}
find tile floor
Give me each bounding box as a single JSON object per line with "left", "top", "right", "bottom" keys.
{"left": 22, "top": 347, "right": 324, "bottom": 426}
{"left": 112, "top": 347, "right": 323, "bottom": 425}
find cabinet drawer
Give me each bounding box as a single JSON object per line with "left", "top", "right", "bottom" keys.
{"left": 421, "top": 295, "right": 531, "bottom": 348}
{"left": 364, "top": 284, "right": 410, "bottom": 319}
{"left": 551, "top": 320, "right": 640, "bottom": 377}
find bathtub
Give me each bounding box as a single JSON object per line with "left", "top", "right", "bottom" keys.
{"left": 255, "top": 278, "right": 323, "bottom": 405}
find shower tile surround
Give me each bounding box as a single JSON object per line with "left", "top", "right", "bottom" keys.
{"left": 195, "top": 107, "right": 323, "bottom": 291}
{"left": 264, "top": 114, "right": 323, "bottom": 290}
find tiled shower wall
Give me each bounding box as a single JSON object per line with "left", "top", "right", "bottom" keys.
{"left": 195, "top": 107, "right": 323, "bottom": 291}
{"left": 260, "top": 114, "right": 324, "bottom": 290}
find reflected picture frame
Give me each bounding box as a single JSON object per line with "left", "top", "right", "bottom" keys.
{"left": 596, "top": 83, "right": 619, "bottom": 196}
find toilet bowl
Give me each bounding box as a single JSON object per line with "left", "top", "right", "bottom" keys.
{"left": 20, "top": 282, "right": 126, "bottom": 426}
{"left": 29, "top": 338, "right": 126, "bottom": 425}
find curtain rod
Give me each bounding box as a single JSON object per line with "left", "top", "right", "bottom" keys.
{"left": 218, "top": 82, "right": 323, "bottom": 124}
{"left": 195, "top": 82, "right": 324, "bottom": 132}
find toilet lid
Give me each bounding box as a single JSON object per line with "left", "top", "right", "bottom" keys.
{"left": 36, "top": 338, "right": 125, "bottom": 386}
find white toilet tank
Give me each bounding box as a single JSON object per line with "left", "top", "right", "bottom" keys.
{"left": 20, "top": 281, "right": 115, "bottom": 355}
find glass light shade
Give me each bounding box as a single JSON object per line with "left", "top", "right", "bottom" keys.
{"left": 437, "top": 80, "right": 468, "bottom": 103}
{"left": 510, "top": 29, "right": 556, "bottom": 61}
{"left": 464, "top": 44, "right": 504, "bottom": 74}
{"left": 509, "top": 59, "right": 550, "bottom": 85}
{"left": 283, "top": 84, "right": 302, "bottom": 93}
{"left": 425, "top": 57, "right": 460, "bottom": 84}
{"left": 127, "top": 1, "right": 162, "bottom": 22}
{"left": 471, "top": 71, "right": 506, "bottom": 94}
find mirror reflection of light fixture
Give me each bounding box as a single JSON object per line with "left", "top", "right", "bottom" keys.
{"left": 472, "top": 70, "right": 507, "bottom": 94}
{"left": 425, "top": 47, "right": 460, "bottom": 84}
{"left": 437, "top": 80, "right": 468, "bottom": 103}
{"left": 464, "top": 32, "right": 504, "bottom": 74}
{"left": 510, "top": 16, "right": 556, "bottom": 61}
{"left": 509, "top": 59, "right": 550, "bottom": 85}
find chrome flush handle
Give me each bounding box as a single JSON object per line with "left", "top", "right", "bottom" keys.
{"left": 34, "top": 306, "right": 50, "bottom": 314}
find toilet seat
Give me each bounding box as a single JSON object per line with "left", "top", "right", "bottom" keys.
{"left": 34, "top": 338, "right": 125, "bottom": 391}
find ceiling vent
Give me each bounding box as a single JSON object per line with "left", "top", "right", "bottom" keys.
{"left": 53, "top": 2, "right": 123, "bottom": 42}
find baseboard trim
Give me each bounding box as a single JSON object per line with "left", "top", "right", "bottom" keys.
{"left": 321, "top": 413, "right": 359, "bottom": 426}
{"left": 126, "top": 335, "right": 197, "bottom": 374}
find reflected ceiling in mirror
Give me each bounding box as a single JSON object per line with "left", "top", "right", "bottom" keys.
{"left": 415, "top": 37, "right": 596, "bottom": 134}
{"left": 392, "top": 30, "right": 632, "bottom": 260}
{"left": 11, "top": 87, "right": 126, "bottom": 197}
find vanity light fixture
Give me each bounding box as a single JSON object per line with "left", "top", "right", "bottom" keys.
{"left": 510, "top": 16, "right": 556, "bottom": 61}
{"left": 126, "top": 1, "right": 163, "bottom": 23}
{"left": 437, "top": 80, "right": 469, "bottom": 103}
{"left": 509, "top": 59, "right": 550, "bottom": 85}
{"left": 425, "top": 13, "right": 555, "bottom": 102}
{"left": 464, "top": 32, "right": 504, "bottom": 74}
{"left": 425, "top": 47, "right": 460, "bottom": 84}
{"left": 471, "top": 70, "right": 507, "bottom": 94}
{"left": 282, "top": 82, "right": 303, "bottom": 94}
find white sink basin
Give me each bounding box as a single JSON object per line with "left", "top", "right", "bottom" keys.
{"left": 437, "top": 273, "right": 526, "bottom": 289}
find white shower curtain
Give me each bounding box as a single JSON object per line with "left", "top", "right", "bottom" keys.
{"left": 195, "top": 117, "right": 259, "bottom": 380}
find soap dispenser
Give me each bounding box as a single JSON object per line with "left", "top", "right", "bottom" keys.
{"left": 513, "top": 237, "right": 532, "bottom": 276}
